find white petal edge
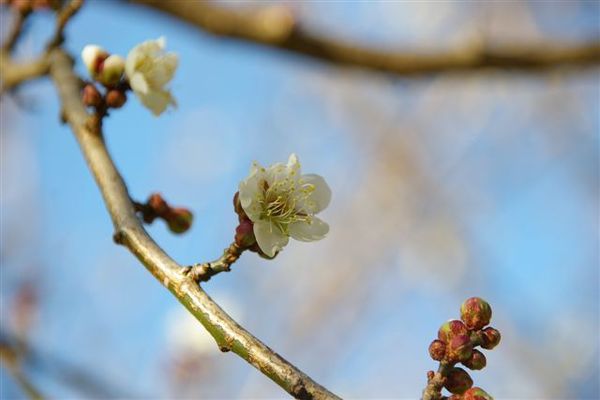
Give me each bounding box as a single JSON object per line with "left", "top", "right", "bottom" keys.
{"left": 289, "top": 217, "right": 329, "bottom": 242}
{"left": 301, "top": 173, "right": 331, "bottom": 214}
{"left": 254, "top": 220, "right": 289, "bottom": 257}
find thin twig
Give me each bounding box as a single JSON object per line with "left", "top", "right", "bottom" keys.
{"left": 1, "top": 7, "right": 31, "bottom": 53}
{"left": 0, "top": 344, "right": 45, "bottom": 400}
{"left": 131, "top": 0, "right": 600, "bottom": 76}
{"left": 46, "top": 0, "right": 84, "bottom": 49}
{"left": 185, "top": 243, "right": 245, "bottom": 282}
{"left": 48, "top": 47, "right": 339, "bottom": 400}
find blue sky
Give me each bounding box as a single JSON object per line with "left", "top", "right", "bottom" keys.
{"left": 1, "top": 1, "right": 599, "bottom": 398}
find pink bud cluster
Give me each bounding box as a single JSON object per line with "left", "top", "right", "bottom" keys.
{"left": 425, "top": 297, "right": 500, "bottom": 399}
{"left": 135, "top": 193, "right": 193, "bottom": 234}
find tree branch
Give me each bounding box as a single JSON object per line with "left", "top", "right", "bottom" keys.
{"left": 131, "top": 0, "right": 600, "bottom": 76}
{"left": 47, "top": 48, "right": 339, "bottom": 400}
{"left": 0, "top": 54, "right": 50, "bottom": 93}
{"left": 1, "top": 7, "right": 30, "bottom": 53}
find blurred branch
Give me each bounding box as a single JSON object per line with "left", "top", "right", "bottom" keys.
{"left": 0, "top": 54, "right": 50, "bottom": 93}
{"left": 131, "top": 0, "right": 600, "bottom": 76}
{"left": 0, "top": 342, "right": 44, "bottom": 400}
{"left": 46, "top": 0, "right": 84, "bottom": 49}
{"left": 47, "top": 48, "right": 339, "bottom": 400}
{"left": 1, "top": 7, "right": 30, "bottom": 53}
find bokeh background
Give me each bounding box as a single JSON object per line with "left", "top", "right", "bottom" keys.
{"left": 1, "top": 1, "right": 599, "bottom": 398}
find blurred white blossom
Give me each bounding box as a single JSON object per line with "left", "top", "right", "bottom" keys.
{"left": 125, "top": 36, "right": 178, "bottom": 116}
{"left": 239, "top": 153, "right": 331, "bottom": 257}
{"left": 81, "top": 45, "right": 124, "bottom": 86}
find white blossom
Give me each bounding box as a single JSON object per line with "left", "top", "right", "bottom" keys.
{"left": 81, "top": 45, "right": 124, "bottom": 86}
{"left": 125, "top": 36, "right": 178, "bottom": 116}
{"left": 239, "top": 154, "right": 331, "bottom": 257}
{"left": 81, "top": 44, "right": 107, "bottom": 75}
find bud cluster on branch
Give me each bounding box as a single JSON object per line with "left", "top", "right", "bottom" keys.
{"left": 423, "top": 297, "right": 500, "bottom": 400}
{"left": 134, "top": 193, "right": 193, "bottom": 234}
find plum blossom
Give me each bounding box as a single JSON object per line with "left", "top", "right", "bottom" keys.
{"left": 81, "top": 45, "right": 125, "bottom": 86}
{"left": 125, "top": 36, "right": 178, "bottom": 116}
{"left": 238, "top": 154, "right": 331, "bottom": 257}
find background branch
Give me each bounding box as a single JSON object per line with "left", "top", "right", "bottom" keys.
{"left": 131, "top": 0, "right": 600, "bottom": 76}
{"left": 47, "top": 48, "right": 339, "bottom": 400}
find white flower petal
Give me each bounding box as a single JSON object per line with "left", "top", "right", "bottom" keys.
{"left": 254, "top": 220, "right": 289, "bottom": 257}
{"left": 146, "top": 53, "right": 178, "bottom": 87}
{"left": 301, "top": 173, "right": 331, "bottom": 214}
{"left": 239, "top": 163, "right": 265, "bottom": 222}
{"left": 81, "top": 44, "right": 107, "bottom": 75}
{"left": 289, "top": 217, "right": 329, "bottom": 242}
{"left": 129, "top": 73, "right": 149, "bottom": 94}
{"left": 125, "top": 37, "right": 178, "bottom": 115}
{"left": 137, "top": 89, "right": 174, "bottom": 116}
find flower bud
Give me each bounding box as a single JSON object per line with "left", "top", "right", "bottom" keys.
{"left": 444, "top": 367, "right": 473, "bottom": 394}
{"left": 460, "top": 297, "right": 492, "bottom": 330}
{"left": 480, "top": 327, "right": 501, "bottom": 350}
{"left": 463, "top": 349, "right": 486, "bottom": 370}
{"left": 438, "top": 320, "right": 468, "bottom": 343}
{"left": 98, "top": 54, "right": 125, "bottom": 86}
{"left": 166, "top": 208, "right": 193, "bottom": 234}
{"left": 81, "top": 45, "right": 108, "bottom": 76}
{"left": 235, "top": 218, "right": 256, "bottom": 248}
{"left": 82, "top": 84, "right": 102, "bottom": 108}
{"left": 233, "top": 191, "right": 247, "bottom": 219}
{"left": 428, "top": 340, "right": 446, "bottom": 361}
{"left": 105, "top": 89, "right": 127, "bottom": 109}
{"left": 147, "top": 193, "right": 169, "bottom": 216}
{"left": 463, "top": 387, "right": 493, "bottom": 400}
{"left": 447, "top": 334, "right": 473, "bottom": 363}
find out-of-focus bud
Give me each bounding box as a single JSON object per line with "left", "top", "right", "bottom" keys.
{"left": 463, "top": 349, "right": 486, "bottom": 370}
{"left": 81, "top": 45, "right": 108, "bottom": 76}
{"left": 444, "top": 367, "right": 473, "bottom": 394}
{"left": 82, "top": 84, "right": 102, "bottom": 108}
{"left": 98, "top": 54, "right": 125, "bottom": 86}
{"left": 235, "top": 218, "right": 256, "bottom": 248}
{"left": 428, "top": 340, "right": 446, "bottom": 361}
{"left": 31, "top": 0, "right": 51, "bottom": 10}
{"left": 447, "top": 334, "right": 473, "bottom": 363}
{"left": 480, "top": 327, "right": 501, "bottom": 350}
{"left": 460, "top": 297, "right": 492, "bottom": 330}
{"left": 166, "top": 208, "right": 193, "bottom": 234}
{"left": 438, "top": 320, "right": 468, "bottom": 343}
{"left": 105, "top": 89, "right": 127, "bottom": 109}
{"left": 148, "top": 193, "right": 169, "bottom": 216}
{"left": 462, "top": 387, "right": 493, "bottom": 400}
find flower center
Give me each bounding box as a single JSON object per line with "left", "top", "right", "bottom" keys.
{"left": 258, "top": 178, "right": 314, "bottom": 235}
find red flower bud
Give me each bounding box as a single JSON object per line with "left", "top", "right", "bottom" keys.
{"left": 166, "top": 208, "right": 193, "bottom": 234}
{"left": 463, "top": 387, "right": 493, "bottom": 400}
{"left": 480, "top": 327, "right": 501, "bottom": 350}
{"left": 462, "top": 349, "right": 486, "bottom": 370}
{"left": 148, "top": 193, "right": 169, "bottom": 215}
{"left": 82, "top": 84, "right": 102, "bottom": 108}
{"left": 235, "top": 218, "right": 256, "bottom": 248}
{"left": 447, "top": 334, "right": 473, "bottom": 363}
{"left": 428, "top": 339, "right": 446, "bottom": 361}
{"left": 444, "top": 367, "right": 473, "bottom": 394}
{"left": 460, "top": 297, "right": 492, "bottom": 330}
{"left": 438, "top": 320, "right": 468, "bottom": 343}
{"left": 105, "top": 89, "right": 127, "bottom": 109}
